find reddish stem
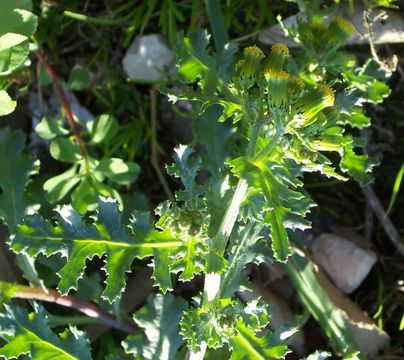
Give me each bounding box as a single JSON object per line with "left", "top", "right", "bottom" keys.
{"left": 12, "top": 284, "right": 138, "bottom": 334}
{"left": 33, "top": 50, "right": 90, "bottom": 172}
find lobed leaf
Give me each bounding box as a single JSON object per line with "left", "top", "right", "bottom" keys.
{"left": 0, "top": 128, "right": 39, "bottom": 232}
{"left": 11, "top": 198, "right": 181, "bottom": 303}
{"left": 0, "top": 304, "right": 92, "bottom": 360}
{"left": 123, "top": 293, "right": 188, "bottom": 360}
{"left": 229, "top": 156, "right": 313, "bottom": 261}
{"left": 220, "top": 223, "right": 270, "bottom": 298}
{"left": 229, "top": 320, "right": 291, "bottom": 360}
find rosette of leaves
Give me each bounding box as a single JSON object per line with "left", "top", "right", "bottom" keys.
{"left": 0, "top": 0, "right": 37, "bottom": 116}
{"left": 36, "top": 113, "right": 140, "bottom": 213}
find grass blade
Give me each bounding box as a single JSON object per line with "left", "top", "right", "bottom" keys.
{"left": 204, "top": 0, "right": 229, "bottom": 51}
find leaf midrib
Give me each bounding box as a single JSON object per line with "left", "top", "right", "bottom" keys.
{"left": 18, "top": 235, "right": 182, "bottom": 249}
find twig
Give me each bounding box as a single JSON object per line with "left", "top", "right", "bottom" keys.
{"left": 363, "top": 9, "right": 397, "bottom": 72}
{"left": 33, "top": 50, "right": 90, "bottom": 173}
{"left": 362, "top": 185, "right": 404, "bottom": 257}
{"left": 6, "top": 282, "right": 138, "bottom": 334}
{"left": 149, "top": 87, "right": 175, "bottom": 202}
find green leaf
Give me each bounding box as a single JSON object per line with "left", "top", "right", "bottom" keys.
{"left": 305, "top": 350, "right": 332, "bottom": 359}
{"left": 229, "top": 156, "right": 313, "bottom": 261}
{"left": 204, "top": 0, "right": 228, "bottom": 51}
{"left": 50, "top": 137, "right": 82, "bottom": 163}
{"left": 214, "top": 100, "right": 243, "bottom": 123}
{"left": 96, "top": 158, "right": 140, "bottom": 185}
{"left": 11, "top": 198, "right": 181, "bottom": 303}
{"left": 0, "top": 304, "right": 92, "bottom": 360}
{"left": 340, "top": 145, "right": 378, "bottom": 186}
{"left": 181, "top": 298, "right": 272, "bottom": 353}
{"left": 123, "top": 293, "right": 188, "bottom": 360}
{"left": 68, "top": 65, "right": 92, "bottom": 91}
{"left": 229, "top": 320, "right": 291, "bottom": 360}
{"left": 0, "top": 33, "right": 27, "bottom": 52}
{"left": 167, "top": 145, "right": 204, "bottom": 202}
{"left": 0, "top": 0, "right": 33, "bottom": 13}
{"left": 365, "top": 79, "right": 390, "bottom": 104}
{"left": 347, "top": 108, "right": 371, "bottom": 129}
{"left": 220, "top": 223, "right": 269, "bottom": 298}
{"left": 35, "top": 116, "right": 70, "bottom": 140}
{"left": 0, "top": 128, "right": 38, "bottom": 232}
{"left": 88, "top": 114, "right": 119, "bottom": 144}
{"left": 0, "top": 7, "right": 37, "bottom": 76}
{"left": 0, "top": 90, "right": 16, "bottom": 116}
{"left": 70, "top": 177, "right": 102, "bottom": 214}
{"left": 175, "top": 30, "right": 210, "bottom": 82}
{"left": 43, "top": 165, "right": 80, "bottom": 203}
{"left": 193, "top": 105, "right": 232, "bottom": 177}
{"left": 169, "top": 235, "right": 207, "bottom": 281}
{"left": 285, "top": 249, "right": 360, "bottom": 356}
{"left": 151, "top": 250, "right": 173, "bottom": 293}
{"left": 0, "top": 9, "right": 37, "bottom": 37}
{"left": 154, "top": 202, "right": 209, "bottom": 288}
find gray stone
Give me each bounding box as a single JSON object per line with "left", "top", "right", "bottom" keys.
{"left": 311, "top": 233, "right": 377, "bottom": 294}
{"left": 122, "top": 34, "right": 173, "bottom": 83}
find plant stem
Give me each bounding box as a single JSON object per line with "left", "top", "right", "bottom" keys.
{"left": 63, "top": 9, "right": 135, "bottom": 26}
{"left": 149, "top": 87, "right": 175, "bottom": 202}
{"left": 1, "top": 281, "right": 137, "bottom": 334}
{"left": 33, "top": 50, "right": 90, "bottom": 173}
{"left": 211, "top": 178, "right": 248, "bottom": 257}
{"left": 48, "top": 314, "right": 99, "bottom": 327}
{"left": 253, "top": 113, "right": 284, "bottom": 161}
{"left": 187, "top": 120, "right": 265, "bottom": 360}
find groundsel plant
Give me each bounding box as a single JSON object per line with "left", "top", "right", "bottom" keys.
{"left": 0, "top": 13, "right": 378, "bottom": 360}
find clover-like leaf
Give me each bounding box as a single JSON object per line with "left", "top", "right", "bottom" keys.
{"left": 0, "top": 2, "right": 37, "bottom": 76}
{"left": 0, "top": 90, "right": 16, "bottom": 116}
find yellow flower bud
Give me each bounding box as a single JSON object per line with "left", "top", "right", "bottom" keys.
{"left": 239, "top": 46, "right": 265, "bottom": 78}
{"left": 266, "top": 69, "right": 290, "bottom": 109}
{"left": 293, "top": 85, "right": 335, "bottom": 123}
{"left": 264, "top": 43, "right": 289, "bottom": 72}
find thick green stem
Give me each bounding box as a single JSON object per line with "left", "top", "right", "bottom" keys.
{"left": 210, "top": 178, "right": 248, "bottom": 257}
{"left": 254, "top": 113, "right": 284, "bottom": 161}
{"left": 188, "top": 122, "right": 264, "bottom": 360}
